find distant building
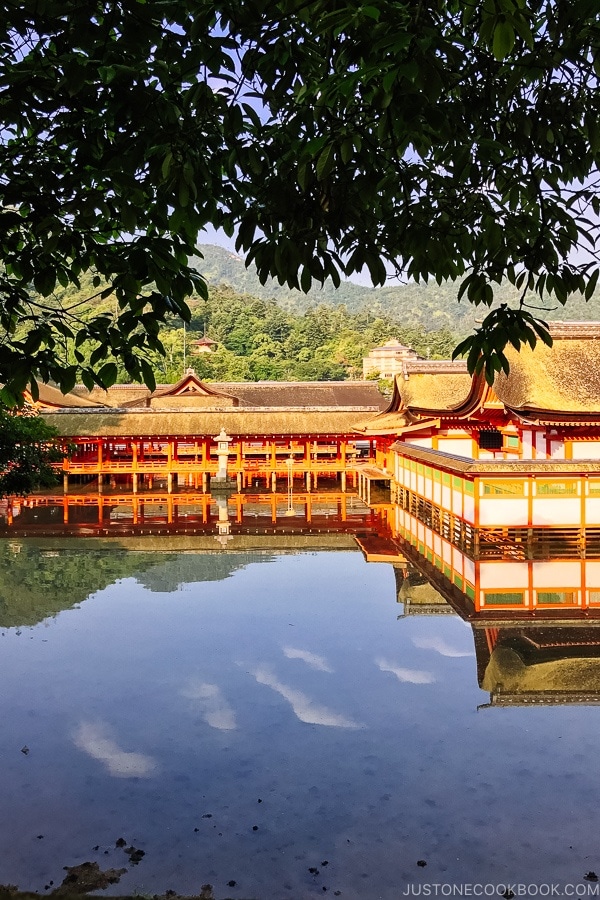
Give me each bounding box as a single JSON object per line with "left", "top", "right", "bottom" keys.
{"left": 190, "top": 336, "right": 217, "bottom": 354}
{"left": 362, "top": 340, "right": 420, "bottom": 379}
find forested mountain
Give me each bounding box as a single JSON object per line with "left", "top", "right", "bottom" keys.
{"left": 194, "top": 244, "right": 600, "bottom": 333}
{"left": 31, "top": 243, "right": 600, "bottom": 386}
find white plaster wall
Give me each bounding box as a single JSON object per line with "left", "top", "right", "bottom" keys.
{"left": 550, "top": 440, "right": 565, "bottom": 459}
{"left": 585, "top": 499, "right": 600, "bottom": 525}
{"left": 585, "top": 561, "right": 600, "bottom": 588}
{"left": 441, "top": 486, "right": 452, "bottom": 510}
{"left": 464, "top": 557, "right": 476, "bottom": 585}
{"left": 521, "top": 430, "right": 534, "bottom": 459}
{"left": 479, "top": 498, "right": 529, "bottom": 526}
{"left": 452, "top": 546, "right": 464, "bottom": 575}
{"left": 452, "top": 489, "right": 463, "bottom": 517}
{"left": 406, "top": 437, "right": 433, "bottom": 448}
{"left": 532, "top": 498, "right": 581, "bottom": 526}
{"left": 532, "top": 561, "right": 582, "bottom": 589}
{"left": 433, "top": 534, "right": 442, "bottom": 556}
{"left": 442, "top": 540, "right": 453, "bottom": 564}
{"left": 572, "top": 443, "right": 600, "bottom": 459}
{"left": 437, "top": 439, "right": 473, "bottom": 458}
{"left": 535, "top": 433, "right": 546, "bottom": 457}
{"left": 433, "top": 482, "right": 442, "bottom": 505}
{"left": 463, "top": 495, "right": 475, "bottom": 524}
{"left": 424, "top": 476, "right": 433, "bottom": 500}
{"left": 479, "top": 561, "right": 529, "bottom": 589}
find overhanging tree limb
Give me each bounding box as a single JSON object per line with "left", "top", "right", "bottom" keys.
{"left": 0, "top": 0, "right": 599, "bottom": 397}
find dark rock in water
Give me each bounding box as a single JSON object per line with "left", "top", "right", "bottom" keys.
{"left": 252, "top": 825, "right": 258, "bottom": 831}
{"left": 585, "top": 873, "right": 599, "bottom": 882}
{"left": 417, "top": 860, "right": 427, "bottom": 867}
{"left": 52, "top": 861, "right": 127, "bottom": 895}
{"left": 124, "top": 845, "right": 145, "bottom": 864}
{"left": 21, "top": 746, "right": 29, "bottom": 755}
{"left": 309, "top": 867, "right": 320, "bottom": 875}
{"left": 202, "top": 813, "right": 213, "bottom": 818}
{"left": 115, "top": 837, "right": 126, "bottom": 848}
{"left": 322, "top": 860, "right": 329, "bottom": 866}
{"left": 502, "top": 889, "right": 515, "bottom": 899}
{"left": 228, "top": 880, "right": 237, "bottom": 887}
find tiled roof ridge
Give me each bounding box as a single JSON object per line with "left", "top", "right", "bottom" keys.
{"left": 547, "top": 321, "right": 600, "bottom": 338}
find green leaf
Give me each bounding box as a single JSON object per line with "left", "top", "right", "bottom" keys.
{"left": 493, "top": 21, "right": 515, "bottom": 60}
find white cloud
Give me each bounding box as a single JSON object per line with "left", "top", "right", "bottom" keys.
{"left": 376, "top": 658, "right": 435, "bottom": 684}
{"left": 251, "top": 666, "right": 362, "bottom": 728}
{"left": 180, "top": 680, "right": 237, "bottom": 731}
{"left": 412, "top": 636, "right": 474, "bottom": 658}
{"left": 282, "top": 646, "right": 333, "bottom": 673}
{"left": 73, "top": 721, "right": 158, "bottom": 778}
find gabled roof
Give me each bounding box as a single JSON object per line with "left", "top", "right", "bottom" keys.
{"left": 26, "top": 382, "right": 105, "bottom": 409}
{"left": 148, "top": 369, "right": 237, "bottom": 404}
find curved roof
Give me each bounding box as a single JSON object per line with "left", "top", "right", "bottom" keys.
{"left": 495, "top": 335, "right": 600, "bottom": 416}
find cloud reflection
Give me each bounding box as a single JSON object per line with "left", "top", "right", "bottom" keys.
{"left": 376, "top": 658, "right": 435, "bottom": 684}
{"left": 412, "top": 636, "right": 474, "bottom": 658}
{"left": 73, "top": 721, "right": 158, "bottom": 778}
{"left": 251, "top": 666, "right": 361, "bottom": 728}
{"left": 180, "top": 680, "right": 237, "bottom": 731}
{"left": 282, "top": 646, "right": 333, "bottom": 672}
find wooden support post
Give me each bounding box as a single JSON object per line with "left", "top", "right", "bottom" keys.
{"left": 98, "top": 473, "right": 103, "bottom": 494}
{"left": 63, "top": 496, "right": 69, "bottom": 524}
{"left": 271, "top": 471, "right": 277, "bottom": 492}
{"left": 271, "top": 493, "right": 277, "bottom": 522}
{"left": 167, "top": 472, "right": 173, "bottom": 494}
{"left": 237, "top": 472, "right": 242, "bottom": 492}
{"left": 341, "top": 471, "right": 347, "bottom": 493}
{"left": 202, "top": 472, "right": 208, "bottom": 493}
{"left": 63, "top": 472, "right": 69, "bottom": 494}
{"left": 306, "top": 472, "right": 311, "bottom": 491}
{"left": 132, "top": 472, "right": 138, "bottom": 494}
{"left": 306, "top": 495, "right": 312, "bottom": 522}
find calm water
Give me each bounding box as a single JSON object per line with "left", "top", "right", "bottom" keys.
{"left": 2, "top": 544, "right": 600, "bottom": 897}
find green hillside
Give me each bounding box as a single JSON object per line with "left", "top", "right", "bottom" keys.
{"left": 194, "top": 244, "right": 600, "bottom": 333}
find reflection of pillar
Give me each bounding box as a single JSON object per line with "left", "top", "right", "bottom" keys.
{"left": 216, "top": 495, "right": 231, "bottom": 535}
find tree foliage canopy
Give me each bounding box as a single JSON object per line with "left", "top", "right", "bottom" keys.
{"left": 1, "top": 0, "right": 599, "bottom": 398}
{"left": 0, "top": 407, "right": 62, "bottom": 496}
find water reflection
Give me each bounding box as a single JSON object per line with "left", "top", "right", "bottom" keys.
{"left": 4, "top": 501, "right": 600, "bottom": 893}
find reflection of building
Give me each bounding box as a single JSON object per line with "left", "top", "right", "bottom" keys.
{"left": 473, "top": 624, "right": 600, "bottom": 706}
{"left": 362, "top": 340, "right": 420, "bottom": 379}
